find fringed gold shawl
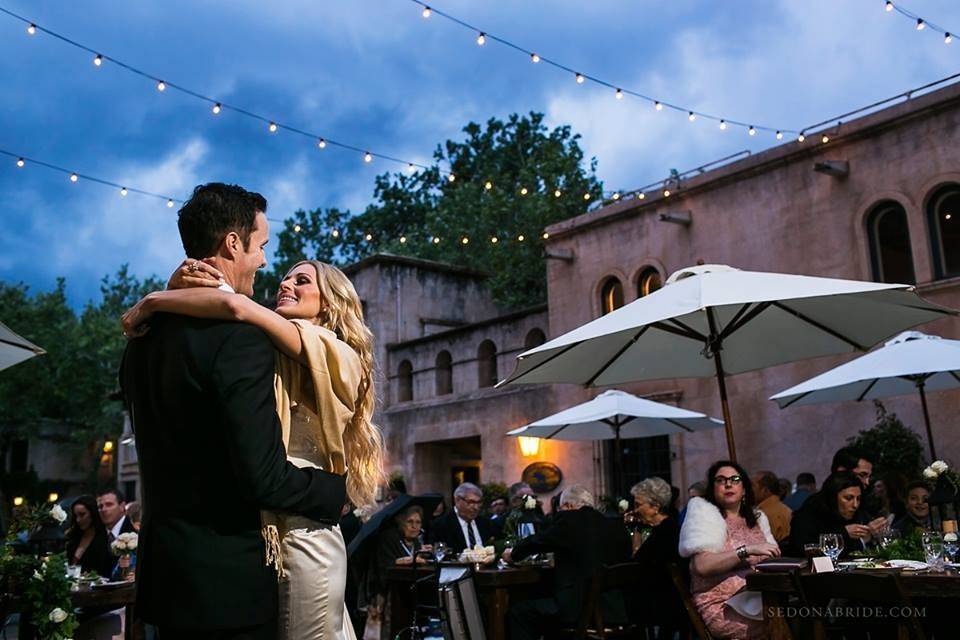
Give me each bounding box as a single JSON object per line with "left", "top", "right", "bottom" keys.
{"left": 262, "top": 319, "right": 361, "bottom": 577}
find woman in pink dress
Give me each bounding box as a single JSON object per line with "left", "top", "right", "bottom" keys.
{"left": 679, "top": 460, "right": 780, "bottom": 639}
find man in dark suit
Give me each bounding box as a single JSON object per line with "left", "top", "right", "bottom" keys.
{"left": 97, "top": 488, "right": 137, "bottom": 542}
{"left": 428, "top": 482, "right": 496, "bottom": 554}
{"left": 120, "top": 183, "right": 347, "bottom": 640}
{"left": 503, "top": 485, "right": 631, "bottom": 640}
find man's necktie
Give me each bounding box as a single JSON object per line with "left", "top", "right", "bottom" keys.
{"left": 467, "top": 522, "right": 477, "bottom": 548}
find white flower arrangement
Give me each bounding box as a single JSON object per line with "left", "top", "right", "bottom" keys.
{"left": 50, "top": 504, "right": 67, "bottom": 524}
{"left": 618, "top": 499, "right": 630, "bottom": 513}
{"left": 923, "top": 467, "right": 938, "bottom": 479}
{"left": 48, "top": 607, "right": 67, "bottom": 623}
{"left": 931, "top": 460, "right": 949, "bottom": 474}
{"left": 111, "top": 532, "right": 139, "bottom": 555}
{"left": 523, "top": 495, "right": 537, "bottom": 510}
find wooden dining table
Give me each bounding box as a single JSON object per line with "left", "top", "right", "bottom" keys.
{"left": 747, "top": 568, "right": 960, "bottom": 640}
{"left": 387, "top": 563, "right": 553, "bottom": 640}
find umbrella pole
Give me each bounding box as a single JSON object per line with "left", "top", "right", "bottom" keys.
{"left": 614, "top": 422, "right": 622, "bottom": 498}
{"left": 706, "top": 310, "right": 737, "bottom": 461}
{"left": 917, "top": 381, "right": 937, "bottom": 460}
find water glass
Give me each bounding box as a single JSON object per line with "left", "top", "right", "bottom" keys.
{"left": 819, "top": 533, "right": 843, "bottom": 563}
{"left": 432, "top": 542, "right": 448, "bottom": 563}
{"left": 922, "top": 531, "right": 945, "bottom": 570}
{"left": 943, "top": 536, "right": 958, "bottom": 564}
{"left": 878, "top": 526, "right": 898, "bottom": 549}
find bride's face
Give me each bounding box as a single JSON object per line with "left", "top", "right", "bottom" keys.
{"left": 275, "top": 264, "right": 324, "bottom": 320}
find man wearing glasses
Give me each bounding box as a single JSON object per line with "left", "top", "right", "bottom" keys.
{"left": 429, "top": 482, "right": 496, "bottom": 554}
{"left": 831, "top": 446, "right": 888, "bottom": 539}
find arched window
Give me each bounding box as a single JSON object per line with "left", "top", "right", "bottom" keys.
{"left": 927, "top": 185, "right": 960, "bottom": 280}
{"left": 524, "top": 328, "right": 546, "bottom": 350}
{"left": 435, "top": 351, "right": 453, "bottom": 396}
{"left": 636, "top": 267, "right": 663, "bottom": 298}
{"left": 477, "top": 340, "right": 498, "bottom": 388}
{"left": 397, "top": 360, "right": 413, "bottom": 402}
{"left": 599, "top": 277, "right": 624, "bottom": 316}
{"left": 866, "top": 201, "right": 915, "bottom": 284}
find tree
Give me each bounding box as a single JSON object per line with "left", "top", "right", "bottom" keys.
{"left": 258, "top": 113, "right": 603, "bottom": 309}
{"left": 846, "top": 401, "right": 926, "bottom": 482}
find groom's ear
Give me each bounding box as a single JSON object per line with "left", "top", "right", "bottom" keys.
{"left": 221, "top": 231, "right": 242, "bottom": 258}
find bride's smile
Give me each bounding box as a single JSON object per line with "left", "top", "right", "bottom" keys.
{"left": 275, "top": 264, "right": 323, "bottom": 320}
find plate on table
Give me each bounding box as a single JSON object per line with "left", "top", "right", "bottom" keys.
{"left": 884, "top": 559, "right": 929, "bottom": 571}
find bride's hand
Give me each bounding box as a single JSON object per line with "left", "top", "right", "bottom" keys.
{"left": 167, "top": 259, "right": 224, "bottom": 290}
{"left": 121, "top": 294, "right": 157, "bottom": 339}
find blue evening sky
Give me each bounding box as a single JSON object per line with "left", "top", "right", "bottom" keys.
{"left": 1, "top": 0, "right": 958, "bottom": 307}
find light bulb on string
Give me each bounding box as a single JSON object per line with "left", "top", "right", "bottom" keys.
{"left": 612, "top": 192, "right": 620, "bottom": 201}
{"left": 531, "top": 53, "right": 540, "bottom": 63}
{"left": 575, "top": 73, "right": 585, "bottom": 84}
{"left": 719, "top": 120, "right": 727, "bottom": 130}
{"left": 120, "top": 187, "right": 128, "bottom": 197}
{"left": 748, "top": 126, "right": 757, "bottom": 136}
{"left": 946, "top": 33, "right": 953, "bottom": 44}
{"left": 294, "top": 224, "right": 302, "bottom": 233}
{"left": 364, "top": 233, "right": 373, "bottom": 242}
{"left": 798, "top": 132, "right": 806, "bottom": 142}
{"left": 615, "top": 89, "right": 623, "bottom": 100}
{"left": 821, "top": 134, "right": 830, "bottom": 144}
{"left": 485, "top": 181, "right": 493, "bottom": 190}
{"left": 520, "top": 187, "right": 528, "bottom": 196}
{"left": 27, "top": 23, "right": 36, "bottom": 35}
{"left": 461, "top": 236, "right": 469, "bottom": 245}
{"left": 16, "top": 158, "right": 24, "bottom": 168}
{"left": 70, "top": 173, "right": 78, "bottom": 183}
{"left": 917, "top": 19, "right": 925, "bottom": 30}
{"left": 317, "top": 138, "right": 327, "bottom": 149}
{"left": 167, "top": 199, "right": 175, "bottom": 208}
{"left": 268, "top": 122, "right": 278, "bottom": 133}
{"left": 542, "top": 232, "right": 550, "bottom": 240}
{"left": 157, "top": 81, "right": 166, "bottom": 92}
{"left": 688, "top": 112, "right": 696, "bottom": 122}
{"left": 638, "top": 192, "right": 646, "bottom": 200}
{"left": 517, "top": 234, "right": 525, "bottom": 242}
{"left": 93, "top": 54, "right": 103, "bottom": 67}
{"left": 422, "top": 6, "right": 431, "bottom": 18}
{"left": 447, "top": 173, "right": 456, "bottom": 183}
{"left": 432, "top": 236, "right": 441, "bottom": 244}
{"left": 554, "top": 189, "right": 561, "bottom": 198}
{"left": 476, "top": 32, "right": 486, "bottom": 46}
{"left": 212, "top": 103, "right": 221, "bottom": 115}
{"left": 583, "top": 193, "right": 591, "bottom": 200}
{"left": 654, "top": 101, "right": 663, "bottom": 111}
{"left": 406, "top": 163, "right": 416, "bottom": 173}
{"left": 776, "top": 131, "right": 783, "bottom": 140}
{"left": 331, "top": 229, "right": 340, "bottom": 238}
{"left": 364, "top": 152, "right": 373, "bottom": 163}
{"left": 663, "top": 189, "right": 671, "bottom": 197}
{"left": 885, "top": 1, "right": 894, "bottom": 11}
{"left": 399, "top": 235, "right": 407, "bottom": 244}
{"left": 491, "top": 236, "right": 498, "bottom": 244}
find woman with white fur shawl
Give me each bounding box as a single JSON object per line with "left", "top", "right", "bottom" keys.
{"left": 678, "top": 460, "right": 780, "bottom": 639}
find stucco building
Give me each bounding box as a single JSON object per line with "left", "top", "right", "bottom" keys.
{"left": 361, "top": 80, "right": 960, "bottom": 501}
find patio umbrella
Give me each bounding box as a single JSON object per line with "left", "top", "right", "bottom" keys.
{"left": 0, "top": 320, "right": 45, "bottom": 372}
{"left": 346, "top": 493, "right": 443, "bottom": 561}
{"left": 500, "top": 265, "right": 955, "bottom": 461}
{"left": 771, "top": 331, "right": 960, "bottom": 459}
{"left": 506, "top": 389, "right": 722, "bottom": 496}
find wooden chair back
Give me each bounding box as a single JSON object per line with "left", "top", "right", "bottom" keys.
{"left": 666, "top": 563, "right": 714, "bottom": 640}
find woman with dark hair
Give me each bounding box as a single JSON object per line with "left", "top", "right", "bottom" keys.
{"left": 65, "top": 495, "right": 113, "bottom": 577}
{"left": 892, "top": 481, "right": 931, "bottom": 537}
{"left": 678, "top": 461, "right": 779, "bottom": 640}
{"left": 787, "top": 471, "right": 871, "bottom": 557}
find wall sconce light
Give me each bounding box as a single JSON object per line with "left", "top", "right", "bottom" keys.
{"left": 48, "top": 492, "right": 59, "bottom": 503}
{"left": 103, "top": 440, "right": 115, "bottom": 453}
{"left": 13, "top": 497, "right": 24, "bottom": 507}
{"left": 518, "top": 436, "right": 541, "bottom": 457}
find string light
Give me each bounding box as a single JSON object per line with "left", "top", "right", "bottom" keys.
{"left": 461, "top": 236, "right": 469, "bottom": 245}
{"left": 331, "top": 229, "right": 340, "bottom": 238}
{"left": 612, "top": 192, "right": 620, "bottom": 200}
{"left": 212, "top": 102, "right": 221, "bottom": 114}
{"left": 583, "top": 192, "right": 591, "bottom": 200}
{"left": 156, "top": 80, "right": 166, "bottom": 92}
{"left": 447, "top": 173, "right": 456, "bottom": 182}
{"left": 575, "top": 73, "right": 585, "bottom": 84}
{"left": 688, "top": 112, "right": 696, "bottom": 122}
{"left": 885, "top": 1, "right": 894, "bottom": 11}
{"left": 821, "top": 134, "right": 830, "bottom": 144}
{"left": 294, "top": 224, "right": 302, "bottom": 233}
{"left": 120, "top": 187, "right": 127, "bottom": 196}
{"left": 167, "top": 199, "right": 175, "bottom": 207}
{"left": 798, "top": 133, "right": 806, "bottom": 142}
{"left": 421, "top": 5, "right": 431, "bottom": 18}
{"left": 531, "top": 53, "right": 540, "bottom": 63}
{"left": 882, "top": 2, "right": 959, "bottom": 49}
{"left": 476, "top": 32, "right": 486, "bottom": 46}
{"left": 655, "top": 102, "right": 663, "bottom": 111}
{"left": 663, "top": 189, "right": 671, "bottom": 197}
{"left": 16, "top": 157, "right": 24, "bottom": 168}
{"left": 917, "top": 18, "right": 925, "bottom": 30}
{"left": 407, "top": 163, "right": 416, "bottom": 173}
{"left": 365, "top": 233, "right": 373, "bottom": 241}
{"left": 638, "top": 192, "right": 646, "bottom": 200}
{"left": 542, "top": 232, "right": 550, "bottom": 240}
{"left": 749, "top": 126, "right": 757, "bottom": 136}
{"left": 69, "top": 173, "right": 78, "bottom": 182}
{"left": 364, "top": 152, "right": 373, "bottom": 163}
{"left": 719, "top": 120, "right": 727, "bottom": 130}
{"left": 432, "top": 236, "right": 440, "bottom": 244}
{"left": 776, "top": 131, "right": 783, "bottom": 140}
{"left": 554, "top": 189, "right": 561, "bottom": 198}
{"left": 93, "top": 54, "right": 103, "bottom": 67}
{"left": 399, "top": 235, "right": 407, "bottom": 244}
{"left": 946, "top": 33, "right": 953, "bottom": 44}
{"left": 485, "top": 181, "right": 493, "bottom": 190}
{"left": 317, "top": 138, "right": 327, "bottom": 149}
{"left": 517, "top": 234, "right": 525, "bottom": 242}
{"left": 491, "top": 236, "right": 498, "bottom": 243}
{"left": 268, "top": 121, "right": 278, "bottom": 133}
{"left": 615, "top": 88, "right": 623, "bottom": 100}
{"left": 520, "top": 187, "right": 528, "bottom": 196}
{"left": 26, "top": 22, "right": 35, "bottom": 34}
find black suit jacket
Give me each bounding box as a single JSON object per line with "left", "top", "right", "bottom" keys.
{"left": 120, "top": 314, "right": 347, "bottom": 630}
{"left": 427, "top": 510, "right": 497, "bottom": 554}
{"left": 511, "top": 507, "right": 631, "bottom": 619}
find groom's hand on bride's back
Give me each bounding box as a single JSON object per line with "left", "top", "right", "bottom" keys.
{"left": 167, "top": 258, "right": 224, "bottom": 290}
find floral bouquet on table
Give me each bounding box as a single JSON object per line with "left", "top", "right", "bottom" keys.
{"left": 923, "top": 460, "right": 960, "bottom": 544}
{"left": 110, "top": 532, "right": 138, "bottom": 582}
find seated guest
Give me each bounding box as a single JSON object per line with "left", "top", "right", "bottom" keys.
{"left": 504, "top": 485, "right": 631, "bottom": 640}
{"left": 679, "top": 460, "right": 779, "bottom": 640}
{"left": 752, "top": 470, "right": 792, "bottom": 542}
{"left": 892, "top": 481, "right": 931, "bottom": 537}
{"left": 500, "top": 481, "right": 545, "bottom": 538}
{"left": 487, "top": 494, "right": 509, "bottom": 537}
{"left": 678, "top": 481, "right": 707, "bottom": 526}
{"left": 96, "top": 488, "right": 136, "bottom": 542}
{"left": 787, "top": 471, "right": 872, "bottom": 557}
{"left": 628, "top": 478, "right": 685, "bottom": 639}
{"left": 363, "top": 505, "right": 430, "bottom": 640}
{"left": 428, "top": 482, "right": 496, "bottom": 554}
{"left": 784, "top": 472, "right": 816, "bottom": 511}
{"left": 873, "top": 474, "right": 907, "bottom": 520}
{"left": 125, "top": 501, "right": 142, "bottom": 532}
{"left": 66, "top": 495, "right": 114, "bottom": 577}
{"left": 777, "top": 478, "right": 792, "bottom": 501}
{"left": 831, "top": 446, "right": 888, "bottom": 537}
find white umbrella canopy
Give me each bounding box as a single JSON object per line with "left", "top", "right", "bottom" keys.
{"left": 507, "top": 389, "right": 722, "bottom": 496}
{"left": 501, "top": 265, "right": 956, "bottom": 460}
{"left": 771, "top": 331, "right": 960, "bottom": 459}
{"left": 0, "top": 320, "right": 45, "bottom": 372}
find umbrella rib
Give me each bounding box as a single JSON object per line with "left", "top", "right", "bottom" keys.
{"left": 718, "top": 303, "right": 754, "bottom": 339}
{"left": 720, "top": 302, "right": 773, "bottom": 340}
{"left": 664, "top": 318, "right": 707, "bottom": 341}
{"left": 780, "top": 390, "right": 813, "bottom": 409}
{"left": 509, "top": 342, "right": 580, "bottom": 383}
{"left": 771, "top": 301, "right": 868, "bottom": 351}
{"left": 951, "top": 371, "right": 960, "bottom": 385}
{"left": 584, "top": 325, "right": 651, "bottom": 387}
{"left": 855, "top": 378, "right": 879, "bottom": 402}
{"left": 544, "top": 424, "right": 569, "bottom": 439}
{"left": 664, "top": 418, "right": 695, "bottom": 433}
{"left": 0, "top": 336, "right": 43, "bottom": 353}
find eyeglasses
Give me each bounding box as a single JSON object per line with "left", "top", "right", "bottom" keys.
{"left": 713, "top": 475, "right": 743, "bottom": 486}
{"left": 458, "top": 497, "right": 483, "bottom": 506}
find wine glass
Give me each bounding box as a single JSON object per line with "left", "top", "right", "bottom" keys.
{"left": 943, "top": 535, "right": 958, "bottom": 565}
{"left": 432, "top": 542, "right": 448, "bottom": 563}
{"left": 819, "top": 533, "right": 843, "bottom": 564}
{"left": 922, "top": 531, "right": 944, "bottom": 570}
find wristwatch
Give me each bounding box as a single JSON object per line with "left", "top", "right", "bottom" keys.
{"left": 736, "top": 545, "right": 748, "bottom": 560}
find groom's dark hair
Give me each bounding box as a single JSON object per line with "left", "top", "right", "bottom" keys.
{"left": 177, "top": 183, "right": 267, "bottom": 258}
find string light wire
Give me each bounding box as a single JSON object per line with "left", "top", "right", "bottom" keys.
{"left": 885, "top": 2, "right": 957, "bottom": 43}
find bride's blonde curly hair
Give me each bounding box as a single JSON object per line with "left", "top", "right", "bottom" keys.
{"left": 292, "top": 260, "right": 385, "bottom": 507}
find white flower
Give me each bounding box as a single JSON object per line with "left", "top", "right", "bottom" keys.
{"left": 50, "top": 504, "right": 67, "bottom": 524}
{"left": 117, "top": 532, "right": 138, "bottom": 551}
{"left": 523, "top": 495, "right": 537, "bottom": 510}
{"left": 932, "top": 460, "right": 949, "bottom": 474}
{"left": 945, "top": 532, "right": 958, "bottom": 543}
{"left": 48, "top": 608, "right": 67, "bottom": 623}
{"left": 923, "top": 467, "right": 938, "bottom": 479}
{"left": 618, "top": 499, "right": 630, "bottom": 513}
{"left": 32, "top": 570, "right": 44, "bottom": 581}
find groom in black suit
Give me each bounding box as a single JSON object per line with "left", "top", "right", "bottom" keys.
{"left": 120, "top": 183, "right": 347, "bottom": 640}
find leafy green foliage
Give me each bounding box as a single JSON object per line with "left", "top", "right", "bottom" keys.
{"left": 847, "top": 401, "right": 926, "bottom": 480}
{"left": 258, "top": 113, "right": 603, "bottom": 309}
{"left": 874, "top": 530, "right": 925, "bottom": 562}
